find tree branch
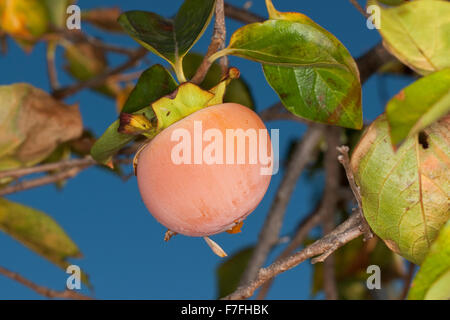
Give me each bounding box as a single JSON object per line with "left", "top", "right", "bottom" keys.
{"left": 337, "top": 146, "right": 373, "bottom": 241}
{"left": 0, "top": 266, "right": 92, "bottom": 300}
{"left": 238, "top": 125, "right": 325, "bottom": 286}
{"left": 322, "top": 127, "right": 341, "bottom": 300}
{"left": 52, "top": 47, "right": 148, "bottom": 99}
{"left": 257, "top": 127, "right": 342, "bottom": 299}
{"left": 349, "top": 0, "right": 369, "bottom": 18}
{"left": 192, "top": 0, "right": 227, "bottom": 84}
{"left": 224, "top": 212, "right": 364, "bottom": 300}
{"left": 224, "top": 3, "right": 264, "bottom": 24}
{"left": 46, "top": 41, "right": 59, "bottom": 90}
{"left": 0, "top": 157, "right": 132, "bottom": 196}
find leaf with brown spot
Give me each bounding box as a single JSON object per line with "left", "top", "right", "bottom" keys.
{"left": 351, "top": 114, "right": 450, "bottom": 264}
{"left": 0, "top": 83, "right": 83, "bottom": 173}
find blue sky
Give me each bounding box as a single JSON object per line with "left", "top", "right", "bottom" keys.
{"left": 0, "top": 0, "right": 413, "bottom": 299}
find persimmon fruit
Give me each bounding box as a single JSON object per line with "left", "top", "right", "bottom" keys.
{"left": 136, "top": 103, "right": 272, "bottom": 237}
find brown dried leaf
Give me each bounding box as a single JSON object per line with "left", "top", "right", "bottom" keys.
{"left": 0, "top": 83, "right": 83, "bottom": 171}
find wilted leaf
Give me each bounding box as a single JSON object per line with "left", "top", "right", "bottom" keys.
{"left": 0, "top": 198, "right": 81, "bottom": 269}
{"left": 386, "top": 68, "right": 450, "bottom": 147}
{"left": 82, "top": 7, "right": 123, "bottom": 33}
{"left": 350, "top": 114, "right": 450, "bottom": 264}
{"left": 408, "top": 220, "right": 450, "bottom": 300}
{"left": 122, "top": 64, "right": 178, "bottom": 114}
{"left": 214, "top": 0, "right": 361, "bottom": 128}
{"left": 63, "top": 41, "right": 120, "bottom": 97}
{"left": 0, "top": 83, "right": 83, "bottom": 172}
{"left": 216, "top": 247, "right": 253, "bottom": 298}
{"left": 372, "top": 0, "right": 450, "bottom": 75}
{"left": 183, "top": 53, "right": 255, "bottom": 109}
{"left": 118, "top": 0, "right": 215, "bottom": 81}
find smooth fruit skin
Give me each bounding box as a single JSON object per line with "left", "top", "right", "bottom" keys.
{"left": 137, "top": 103, "right": 272, "bottom": 237}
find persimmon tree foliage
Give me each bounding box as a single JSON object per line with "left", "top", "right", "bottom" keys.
{"left": 0, "top": 0, "right": 448, "bottom": 300}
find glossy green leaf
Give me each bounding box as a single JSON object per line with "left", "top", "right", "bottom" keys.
{"left": 183, "top": 53, "right": 255, "bottom": 109}
{"left": 372, "top": 0, "right": 450, "bottom": 75}
{"left": 409, "top": 220, "right": 450, "bottom": 300}
{"left": 0, "top": 198, "right": 81, "bottom": 269}
{"left": 387, "top": 68, "right": 450, "bottom": 147}
{"left": 118, "top": 0, "right": 216, "bottom": 81}
{"left": 351, "top": 114, "right": 450, "bottom": 264}
{"left": 122, "top": 64, "right": 178, "bottom": 114}
{"left": 216, "top": 247, "right": 253, "bottom": 298}
{"left": 214, "top": 0, "right": 361, "bottom": 128}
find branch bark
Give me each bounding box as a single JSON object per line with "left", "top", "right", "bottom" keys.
{"left": 192, "top": 0, "right": 227, "bottom": 84}
{"left": 257, "top": 127, "right": 342, "bottom": 299}
{"left": 0, "top": 266, "right": 92, "bottom": 300}
{"left": 0, "top": 157, "right": 132, "bottom": 196}
{"left": 238, "top": 125, "right": 325, "bottom": 286}
{"left": 223, "top": 212, "right": 364, "bottom": 300}
{"left": 337, "top": 146, "right": 373, "bottom": 241}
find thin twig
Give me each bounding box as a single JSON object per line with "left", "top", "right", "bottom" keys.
{"left": 400, "top": 262, "right": 415, "bottom": 300}
{"left": 0, "top": 166, "right": 89, "bottom": 196}
{"left": 322, "top": 127, "right": 341, "bottom": 300}
{"left": 238, "top": 125, "right": 325, "bottom": 287}
{"left": 192, "top": 0, "right": 227, "bottom": 84}
{"left": 46, "top": 41, "right": 59, "bottom": 90}
{"left": 0, "top": 266, "right": 92, "bottom": 300}
{"left": 260, "top": 102, "right": 311, "bottom": 124}
{"left": 356, "top": 43, "right": 396, "bottom": 83}
{"left": 0, "top": 157, "right": 96, "bottom": 180}
{"left": 52, "top": 47, "right": 147, "bottom": 99}
{"left": 257, "top": 127, "right": 342, "bottom": 299}
{"left": 224, "top": 2, "right": 264, "bottom": 23}
{"left": 337, "top": 146, "right": 373, "bottom": 241}
{"left": 224, "top": 212, "right": 364, "bottom": 300}
{"left": 349, "top": 0, "right": 369, "bottom": 18}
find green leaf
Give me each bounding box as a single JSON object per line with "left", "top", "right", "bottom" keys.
{"left": 91, "top": 65, "right": 177, "bottom": 164}
{"left": 43, "top": 0, "right": 74, "bottom": 28}
{"left": 213, "top": 0, "right": 361, "bottom": 128}
{"left": 386, "top": 68, "right": 450, "bottom": 147}
{"left": 183, "top": 53, "right": 255, "bottom": 109}
{"left": 118, "top": 0, "right": 216, "bottom": 82}
{"left": 91, "top": 77, "right": 229, "bottom": 164}
{"left": 90, "top": 121, "right": 134, "bottom": 165}
{"left": 350, "top": 114, "right": 450, "bottom": 264}
{"left": 0, "top": 198, "right": 81, "bottom": 269}
{"left": 408, "top": 220, "right": 450, "bottom": 300}
{"left": 122, "top": 64, "right": 178, "bottom": 114}
{"left": 216, "top": 247, "right": 253, "bottom": 298}
{"left": 372, "top": 0, "right": 450, "bottom": 75}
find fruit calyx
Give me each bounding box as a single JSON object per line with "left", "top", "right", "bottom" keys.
{"left": 117, "top": 67, "right": 240, "bottom": 140}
